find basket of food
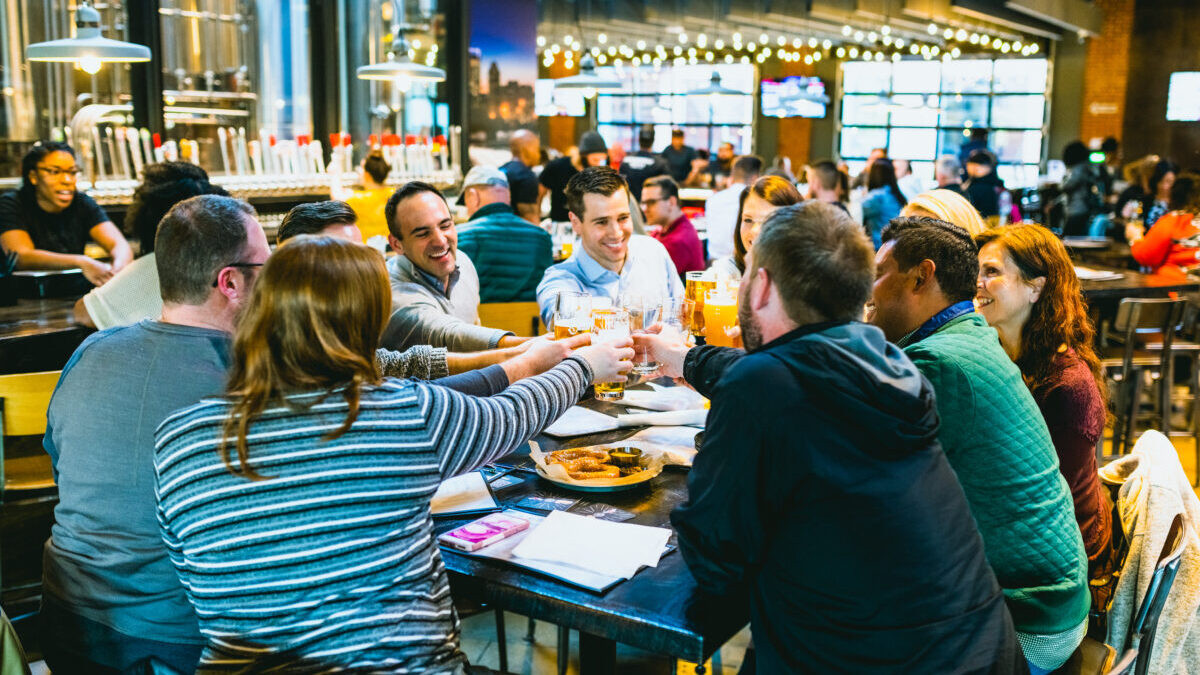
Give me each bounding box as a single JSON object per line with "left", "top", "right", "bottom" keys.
{"left": 530, "top": 443, "right": 664, "bottom": 492}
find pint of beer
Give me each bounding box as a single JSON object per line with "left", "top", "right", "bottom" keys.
{"left": 552, "top": 291, "right": 591, "bottom": 340}
{"left": 684, "top": 271, "right": 716, "bottom": 336}
{"left": 703, "top": 286, "right": 739, "bottom": 348}
{"left": 591, "top": 308, "right": 631, "bottom": 401}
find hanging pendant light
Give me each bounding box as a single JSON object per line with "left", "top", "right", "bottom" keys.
{"left": 686, "top": 71, "right": 743, "bottom": 96}
{"left": 356, "top": 2, "right": 445, "bottom": 87}
{"left": 26, "top": 1, "right": 151, "bottom": 75}
{"left": 554, "top": 53, "right": 622, "bottom": 97}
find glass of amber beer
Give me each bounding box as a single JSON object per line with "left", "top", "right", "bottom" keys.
{"left": 591, "top": 308, "right": 631, "bottom": 401}
{"left": 702, "top": 285, "right": 739, "bottom": 348}
{"left": 552, "top": 291, "right": 591, "bottom": 340}
{"left": 684, "top": 271, "right": 716, "bottom": 337}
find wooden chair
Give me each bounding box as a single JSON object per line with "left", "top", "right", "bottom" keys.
{"left": 0, "top": 371, "right": 59, "bottom": 500}
{"left": 479, "top": 302, "right": 543, "bottom": 338}
{"left": 0, "top": 371, "right": 60, "bottom": 617}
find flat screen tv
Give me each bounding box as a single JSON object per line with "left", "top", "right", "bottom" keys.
{"left": 1166, "top": 72, "right": 1200, "bottom": 122}
{"left": 761, "top": 76, "right": 828, "bottom": 118}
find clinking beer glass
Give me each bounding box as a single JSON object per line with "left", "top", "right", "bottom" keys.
{"left": 684, "top": 271, "right": 716, "bottom": 337}
{"left": 620, "top": 294, "right": 662, "bottom": 375}
{"left": 591, "top": 308, "right": 631, "bottom": 401}
{"left": 703, "top": 284, "right": 740, "bottom": 348}
{"left": 552, "top": 291, "right": 591, "bottom": 340}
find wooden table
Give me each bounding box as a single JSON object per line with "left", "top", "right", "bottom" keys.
{"left": 434, "top": 395, "right": 747, "bottom": 675}
{"left": 0, "top": 297, "right": 92, "bottom": 374}
{"left": 1079, "top": 267, "right": 1200, "bottom": 300}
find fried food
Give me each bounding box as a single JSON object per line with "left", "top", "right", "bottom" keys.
{"left": 545, "top": 447, "right": 647, "bottom": 481}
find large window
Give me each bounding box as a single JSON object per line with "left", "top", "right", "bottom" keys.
{"left": 839, "top": 58, "right": 1048, "bottom": 188}
{"left": 594, "top": 64, "right": 755, "bottom": 154}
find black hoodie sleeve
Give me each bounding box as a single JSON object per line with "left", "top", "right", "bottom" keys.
{"left": 682, "top": 345, "right": 746, "bottom": 399}
{"left": 671, "top": 357, "right": 766, "bottom": 597}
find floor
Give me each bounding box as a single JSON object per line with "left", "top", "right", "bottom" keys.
{"left": 459, "top": 435, "right": 1200, "bottom": 675}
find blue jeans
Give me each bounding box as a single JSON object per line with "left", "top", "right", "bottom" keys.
{"left": 38, "top": 594, "right": 203, "bottom": 675}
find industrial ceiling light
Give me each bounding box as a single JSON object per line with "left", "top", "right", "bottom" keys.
{"left": 26, "top": 1, "right": 150, "bottom": 75}
{"left": 554, "top": 53, "right": 622, "bottom": 98}
{"left": 356, "top": 1, "right": 445, "bottom": 87}
{"left": 686, "top": 71, "right": 743, "bottom": 96}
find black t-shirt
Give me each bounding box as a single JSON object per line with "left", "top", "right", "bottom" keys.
{"left": 661, "top": 145, "right": 697, "bottom": 183}
{"left": 620, "top": 151, "right": 669, "bottom": 201}
{"left": 501, "top": 159, "right": 539, "bottom": 211}
{"left": 539, "top": 156, "right": 578, "bottom": 222}
{"left": 0, "top": 188, "right": 109, "bottom": 254}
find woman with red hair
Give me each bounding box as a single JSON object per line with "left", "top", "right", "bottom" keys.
{"left": 975, "top": 224, "right": 1111, "bottom": 575}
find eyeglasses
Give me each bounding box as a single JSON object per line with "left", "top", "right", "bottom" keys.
{"left": 36, "top": 166, "right": 82, "bottom": 178}
{"left": 211, "top": 262, "right": 264, "bottom": 287}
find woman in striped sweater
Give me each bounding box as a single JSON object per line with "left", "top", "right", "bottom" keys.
{"left": 153, "top": 236, "right": 632, "bottom": 673}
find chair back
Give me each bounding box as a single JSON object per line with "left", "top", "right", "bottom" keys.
{"left": 1112, "top": 297, "right": 1184, "bottom": 379}
{"left": 1129, "top": 513, "right": 1188, "bottom": 675}
{"left": 478, "top": 301, "right": 543, "bottom": 337}
{"left": 0, "top": 371, "right": 60, "bottom": 500}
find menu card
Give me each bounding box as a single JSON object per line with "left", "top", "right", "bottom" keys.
{"left": 430, "top": 471, "right": 500, "bottom": 517}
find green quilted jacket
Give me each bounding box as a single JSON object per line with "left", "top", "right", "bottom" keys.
{"left": 456, "top": 203, "right": 553, "bottom": 304}
{"left": 901, "top": 313, "right": 1090, "bottom": 635}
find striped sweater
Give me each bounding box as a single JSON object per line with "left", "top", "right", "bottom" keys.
{"left": 153, "top": 357, "right": 591, "bottom": 673}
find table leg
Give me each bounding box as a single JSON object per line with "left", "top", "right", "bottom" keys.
{"left": 578, "top": 631, "right": 616, "bottom": 675}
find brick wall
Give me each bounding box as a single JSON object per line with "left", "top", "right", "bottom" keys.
{"left": 1079, "top": 0, "right": 1136, "bottom": 145}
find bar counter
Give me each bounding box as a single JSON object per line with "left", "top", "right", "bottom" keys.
{"left": 0, "top": 297, "right": 92, "bottom": 374}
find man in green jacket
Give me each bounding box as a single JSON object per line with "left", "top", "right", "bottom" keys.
{"left": 868, "top": 215, "right": 1089, "bottom": 675}
{"left": 457, "top": 165, "right": 552, "bottom": 303}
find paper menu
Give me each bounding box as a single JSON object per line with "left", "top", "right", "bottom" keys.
{"left": 512, "top": 510, "right": 673, "bottom": 580}
{"left": 430, "top": 471, "right": 500, "bottom": 517}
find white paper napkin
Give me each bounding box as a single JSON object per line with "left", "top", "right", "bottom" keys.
{"left": 616, "top": 409, "right": 707, "bottom": 428}
{"left": 624, "top": 426, "right": 701, "bottom": 466}
{"left": 542, "top": 406, "right": 621, "bottom": 437}
{"left": 512, "top": 510, "right": 672, "bottom": 579}
{"left": 619, "top": 382, "right": 708, "bottom": 412}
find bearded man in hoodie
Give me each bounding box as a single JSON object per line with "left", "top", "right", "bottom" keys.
{"left": 635, "top": 202, "right": 1024, "bottom": 674}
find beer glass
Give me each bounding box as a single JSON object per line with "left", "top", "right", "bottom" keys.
{"left": 591, "top": 308, "right": 631, "bottom": 401}
{"left": 552, "top": 291, "right": 591, "bottom": 340}
{"left": 703, "top": 286, "right": 739, "bottom": 348}
{"left": 620, "top": 294, "right": 662, "bottom": 375}
{"left": 684, "top": 271, "right": 716, "bottom": 337}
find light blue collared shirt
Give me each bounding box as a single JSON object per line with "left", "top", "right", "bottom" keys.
{"left": 536, "top": 234, "right": 685, "bottom": 326}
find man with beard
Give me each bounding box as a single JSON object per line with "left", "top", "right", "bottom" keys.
{"left": 634, "top": 202, "right": 1023, "bottom": 673}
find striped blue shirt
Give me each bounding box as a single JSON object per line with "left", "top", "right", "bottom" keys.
{"left": 153, "top": 358, "right": 590, "bottom": 673}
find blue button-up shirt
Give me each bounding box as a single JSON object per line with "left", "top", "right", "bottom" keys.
{"left": 535, "top": 234, "right": 685, "bottom": 326}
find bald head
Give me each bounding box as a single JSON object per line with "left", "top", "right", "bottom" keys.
{"left": 510, "top": 130, "right": 541, "bottom": 167}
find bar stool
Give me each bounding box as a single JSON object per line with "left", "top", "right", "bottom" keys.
{"left": 1099, "top": 299, "right": 1185, "bottom": 458}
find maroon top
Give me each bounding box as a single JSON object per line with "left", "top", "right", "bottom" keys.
{"left": 1033, "top": 349, "right": 1112, "bottom": 574}
{"left": 652, "top": 215, "right": 706, "bottom": 278}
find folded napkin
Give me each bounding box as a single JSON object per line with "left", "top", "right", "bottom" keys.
{"left": 624, "top": 426, "right": 701, "bottom": 466}
{"left": 542, "top": 406, "right": 620, "bottom": 437}
{"left": 512, "top": 510, "right": 672, "bottom": 579}
{"left": 619, "top": 382, "right": 708, "bottom": 412}
{"left": 1074, "top": 266, "right": 1124, "bottom": 281}
{"left": 543, "top": 405, "right": 707, "bottom": 438}
{"left": 616, "top": 409, "right": 707, "bottom": 428}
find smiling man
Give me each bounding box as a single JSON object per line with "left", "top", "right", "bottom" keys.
{"left": 536, "top": 167, "right": 683, "bottom": 326}
{"left": 0, "top": 142, "right": 131, "bottom": 286}
{"left": 382, "top": 181, "right": 530, "bottom": 352}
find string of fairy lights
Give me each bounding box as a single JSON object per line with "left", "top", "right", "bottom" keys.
{"left": 538, "top": 20, "right": 1042, "bottom": 70}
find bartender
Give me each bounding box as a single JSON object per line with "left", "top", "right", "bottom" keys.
{"left": 0, "top": 142, "right": 131, "bottom": 286}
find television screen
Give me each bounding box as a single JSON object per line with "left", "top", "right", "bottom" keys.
{"left": 1166, "top": 72, "right": 1200, "bottom": 122}
{"left": 761, "top": 76, "right": 828, "bottom": 118}
{"left": 535, "top": 79, "right": 586, "bottom": 117}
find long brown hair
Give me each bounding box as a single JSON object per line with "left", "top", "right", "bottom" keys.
{"left": 974, "top": 224, "right": 1106, "bottom": 404}
{"left": 220, "top": 236, "right": 391, "bottom": 479}
{"left": 733, "top": 175, "right": 802, "bottom": 272}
